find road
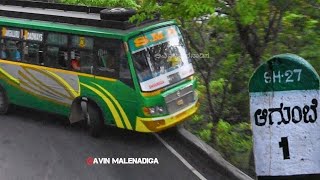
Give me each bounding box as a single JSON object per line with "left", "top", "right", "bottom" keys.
{"left": 0, "top": 107, "right": 228, "bottom": 180}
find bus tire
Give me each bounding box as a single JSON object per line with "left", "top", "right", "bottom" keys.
{"left": 0, "top": 86, "right": 9, "bottom": 115}
{"left": 86, "top": 103, "right": 104, "bottom": 137}
{"left": 100, "top": 8, "right": 136, "bottom": 21}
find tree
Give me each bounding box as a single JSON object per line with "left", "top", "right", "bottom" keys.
{"left": 132, "top": 1, "right": 274, "bottom": 125}
{"left": 132, "top": 2, "right": 320, "bottom": 157}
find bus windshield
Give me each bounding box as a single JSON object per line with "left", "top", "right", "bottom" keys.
{"left": 129, "top": 25, "right": 194, "bottom": 92}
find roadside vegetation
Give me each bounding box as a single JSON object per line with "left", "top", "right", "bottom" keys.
{"left": 59, "top": 0, "right": 320, "bottom": 176}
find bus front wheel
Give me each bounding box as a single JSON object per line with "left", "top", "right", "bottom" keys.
{"left": 86, "top": 103, "right": 104, "bottom": 137}
{"left": 0, "top": 86, "right": 9, "bottom": 115}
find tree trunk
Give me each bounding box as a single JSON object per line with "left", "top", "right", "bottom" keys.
{"left": 235, "top": 22, "right": 263, "bottom": 68}
{"left": 204, "top": 79, "right": 217, "bottom": 123}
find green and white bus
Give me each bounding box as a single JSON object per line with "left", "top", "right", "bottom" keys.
{"left": 0, "top": 1, "right": 198, "bottom": 136}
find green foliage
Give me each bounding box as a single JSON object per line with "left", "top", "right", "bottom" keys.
{"left": 58, "top": 0, "right": 138, "bottom": 8}
{"left": 191, "top": 114, "right": 204, "bottom": 123}
{"left": 209, "top": 78, "right": 225, "bottom": 93}
{"left": 198, "top": 122, "right": 214, "bottom": 142}
{"left": 198, "top": 129, "right": 212, "bottom": 142}
{"left": 133, "top": 0, "right": 215, "bottom": 21}
{"left": 215, "top": 120, "right": 253, "bottom": 172}
{"left": 235, "top": 0, "right": 268, "bottom": 25}
{"left": 265, "top": 5, "right": 320, "bottom": 71}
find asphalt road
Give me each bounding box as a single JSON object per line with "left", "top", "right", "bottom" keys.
{"left": 0, "top": 107, "right": 228, "bottom": 180}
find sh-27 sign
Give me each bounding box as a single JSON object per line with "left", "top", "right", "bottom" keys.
{"left": 249, "top": 54, "right": 320, "bottom": 178}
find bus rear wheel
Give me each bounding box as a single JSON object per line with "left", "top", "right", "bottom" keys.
{"left": 0, "top": 87, "right": 9, "bottom": 115}
{"left": 86, "top": 103, "right": 104, "bottom": 137}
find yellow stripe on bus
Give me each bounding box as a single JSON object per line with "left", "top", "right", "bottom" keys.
{"left": 42, "top": 70, "right": 80, "bottom": 98}
{"left": 92, "top": 83, "right": 132, "bottom": 130}
{"left": 0, "top": 64, "right": 69, "bottom": 106}
{"left": 80, "top": 83, "right": 124, "bottom": 129}
{"left": 22, "top": 67, "right": 74, "bottom": 100}
{"left": 0, "top": 67, "right": 20, "bottom": 84}
{"left": 0, "top": 59, "right": 117, "bottom": 82}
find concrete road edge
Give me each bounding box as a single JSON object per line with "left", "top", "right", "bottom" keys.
{"left": 177, "top": 125, "right": 254, "bottom": 180}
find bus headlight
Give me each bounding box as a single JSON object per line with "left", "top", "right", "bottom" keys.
{"left": 143, "top": 106, "right": 167, "bottom": 116}
{"left": 149, "top": 107, "right": 156, "bottom": 114}
{"left": 156, "top": 106, "right": 164, "bottom": 114}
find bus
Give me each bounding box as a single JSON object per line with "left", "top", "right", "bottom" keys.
{"left": 0, "top": 1, "right": 199, "bottom": 136}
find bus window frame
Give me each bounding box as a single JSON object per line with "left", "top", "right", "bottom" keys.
{"left": 93, "top": 38, "right": 122, "bottom": 79}
{"left": 44, "top": 32, "right": 69, "bottom": 69}
{"left": 0, "top": 26, "right": 23, "bottom": 62}
{"left": 21, "top": 28, "right": 45, "bottom": 65}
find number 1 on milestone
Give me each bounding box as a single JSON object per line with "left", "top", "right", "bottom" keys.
{"left": 279, "top": 137, "right": 290, "bottom": 160}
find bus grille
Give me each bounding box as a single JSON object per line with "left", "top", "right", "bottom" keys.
{"left": 164, "top": 85, "right": 195, "bottom": 114}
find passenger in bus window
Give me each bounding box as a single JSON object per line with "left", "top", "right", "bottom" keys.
{"left": 70, "top": 50, "right": 79, "bottom": 70}
{"left": 0, "top": 45, "right": 7, "bottom": 59}
{"left": 6, "top": 41, "right": 22, "bottom": 61}
{"left": 71, "top": 55, "right": 80, "bottom": 71}
{"left": 15, "top": 41, "right": 22, "bottom": 61}
{"left": 15, "top": 50, "right": 21, "bottom": 61}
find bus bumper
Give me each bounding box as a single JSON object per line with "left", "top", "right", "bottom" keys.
{"left": 135, "top": 101, "right": 199, "bottom": 132}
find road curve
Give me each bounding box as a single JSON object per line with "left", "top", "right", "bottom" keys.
{"left": 0, "top": 107, "right": 226, "bottom": 180}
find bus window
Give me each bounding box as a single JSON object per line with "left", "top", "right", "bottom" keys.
{"left": 70, "top": 36, "right": 93, "bottom": 74}
{"left": 119, "top": 45, "right": 133, "bottom": 87}
{"left": 45, "top": 46, "right": 68, "bottom": 68}
{"left": 70, "top": 36, "right": 94, "bottom": 74}
{"left": 71, "top": 36, "right": 93, "bottom": 50}
{"left": 45, "top": 33, "right": 68, "bottom": 68}
{"left": 120, "top": 55, "right": 131, "bottom": 79}
{"left": 132, "top": 51, "right": 152, "bottom": 82}
{"left": 47, "top": 33, "right": 68, "bottom": 47}
{"left": 95, "top": 48, "right": 118, "bottom": 77}
{"left": 97, "top": 49, "right": 108, "bottom": 68}
{"left": 70, "top": 50, "right": 80, "bottom": 71}
{"left": 0, "top": 39, "right": 7, "bottom": 60}
{"left": 5, "top": 40, "right": 22, "bottom": 61}
{"left": 58, "top": 49, "right": 68, "bottom": 68}
{"left": 94, "top": 39, "right": 123, "bottom": 78}
{"left": 1, "top": 27, "right": 22, "bottom": 61}
{"left": 70, "top": 49, "right": 93, "bottom": 74}
{"left": 23, "top": 42, "right": 44, "bottom": 65}
{"left": 23, "top": 30, "right": 44, "bottom": 65}
{"left": 45, "top": 46, "right": 59, "bottom": 67}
